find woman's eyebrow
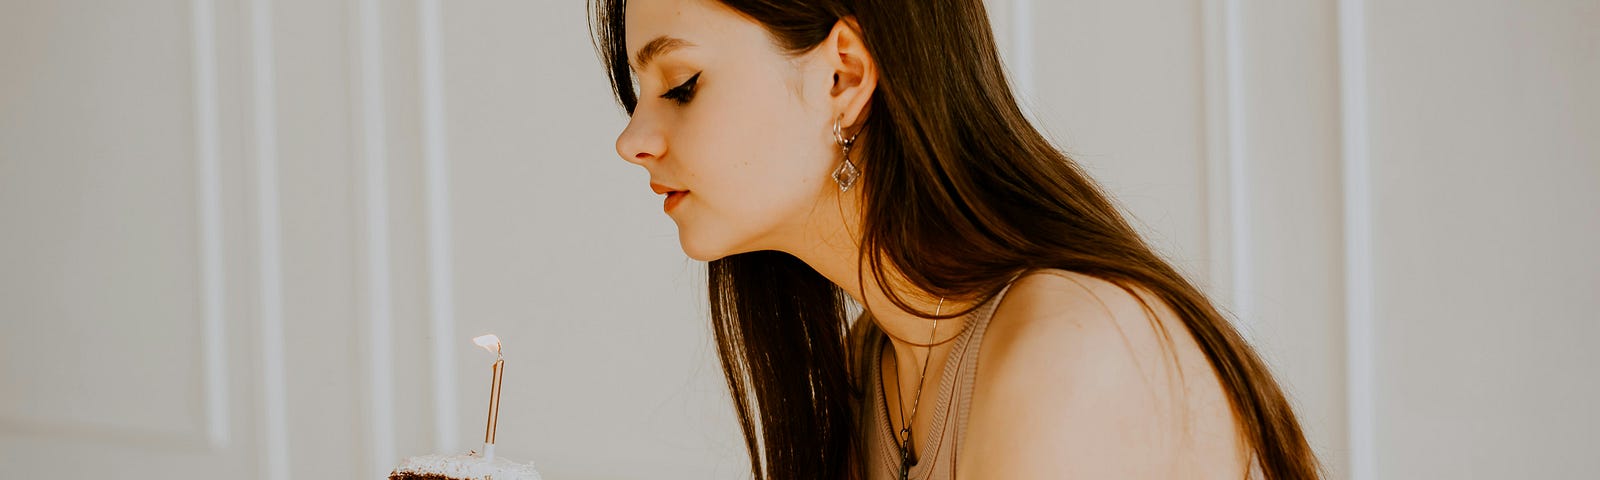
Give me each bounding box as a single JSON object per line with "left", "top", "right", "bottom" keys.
{"left": 631, "top": 35, "right": 696, "bottom": 71}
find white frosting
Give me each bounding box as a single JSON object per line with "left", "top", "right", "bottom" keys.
{"left": 390, "top": 452, "right": 542, "bottom": 480}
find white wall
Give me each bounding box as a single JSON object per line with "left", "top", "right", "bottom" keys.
{"left": 0, "top": 0, "right": 1594, "bottom": 479}
{"left": 1363, "top": 1, "right": 1600, "bottom": 477}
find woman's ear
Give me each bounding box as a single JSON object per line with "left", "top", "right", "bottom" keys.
{"left": 825, "top": 17, "right": 877, "bottom": 129}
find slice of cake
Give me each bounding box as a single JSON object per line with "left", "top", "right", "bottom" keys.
{"left": 388, "top": 451, "right": 542, "bottom": 480}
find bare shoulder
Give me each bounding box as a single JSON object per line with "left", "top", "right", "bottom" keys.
{"left": 984, "top": 269, "right": 1165, "bottom": 348}
{"left": 957, "top": 269, "right": 1249, "bottom": 478}
{"left": 977, "top": 270, "right": 1180, "bottom": 388}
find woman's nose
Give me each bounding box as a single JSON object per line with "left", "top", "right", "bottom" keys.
{"left": 615, "top": 117, "right": 665, "bottom": 166}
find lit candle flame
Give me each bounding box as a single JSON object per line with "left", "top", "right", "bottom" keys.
{"left": 473, "top": 334, "right": 502, "bottom": 357}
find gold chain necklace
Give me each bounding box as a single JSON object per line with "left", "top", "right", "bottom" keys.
{"left": 893, "top": 297, "right": 943, "bottom": 480}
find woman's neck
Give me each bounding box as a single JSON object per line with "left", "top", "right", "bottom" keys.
{"left": 783, "top": 194, "right": 975, "bottom": 374}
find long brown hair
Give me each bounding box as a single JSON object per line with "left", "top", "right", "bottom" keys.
{"left": 590, "top": 0, "right": 1321, "bottom": 478}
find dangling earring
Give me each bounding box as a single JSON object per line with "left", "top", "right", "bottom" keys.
{"left": 832, "top": 116, "right": 862, "bottom": 192}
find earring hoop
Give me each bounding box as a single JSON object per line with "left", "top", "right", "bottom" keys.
{"left": 831, "top": 116, "right": 862, "bottom": 192}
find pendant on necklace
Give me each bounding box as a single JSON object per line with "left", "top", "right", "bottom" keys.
{"left": 897, "top": 428, "right": 913, "bottom": 480}
{"left": 898, "top": 448, "right": 912, "bottom": 480}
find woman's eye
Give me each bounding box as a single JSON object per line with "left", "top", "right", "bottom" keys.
{"left": 660, "top": 72, "right": 700, "bottom": 105}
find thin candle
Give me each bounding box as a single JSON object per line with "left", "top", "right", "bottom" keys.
{"left": 472, "top": 334, "right": 504, "bottom": 460}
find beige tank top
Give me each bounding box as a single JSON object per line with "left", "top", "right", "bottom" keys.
{"left": 858, "top": 280, "right": 1016, "bottom": 480}
{"left": 856, "top": 272, "right": 1265, "bottom": 479}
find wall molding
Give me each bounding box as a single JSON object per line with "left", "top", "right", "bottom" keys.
{"left": 0, "top": 0, "right": 231, "bottom": 453}
{"left": 248, "top": 0, "right": 290, "bottom": 477}
{"left": 353, "top": 0, "right": 397, "bottom": 476}
{"left": 0, "top": 418, "right": 210, "bottom": 451}
{"left": 1201, "top": 0, "right": 1255, "bottom": 337}
{"left": 419, "top": 0, "right": 461, "bottom": 453}
{"left": 192, "top": 0, "right": 230, "bottom": 451}
{"left": 1009, "top": 0, "right": 1035, "bottom": 109}
{"left": 1338, "top": 0, "right": 1376, "bottom": 478}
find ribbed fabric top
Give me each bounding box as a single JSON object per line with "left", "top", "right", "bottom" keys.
{"left": 856, "top": 271, "right": 1265, "bottom": 479}
{"left": 859, "top": 279, "right": 1017, "bottom": 480}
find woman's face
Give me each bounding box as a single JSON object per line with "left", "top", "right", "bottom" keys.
{"left": 615, "top": 0, "right": 841, "bottom": 261}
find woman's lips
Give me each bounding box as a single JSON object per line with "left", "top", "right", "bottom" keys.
{"left": 649, "top": 182, "right": 682, "bottom": 194}
{"left": 664, "top": 191, "right": 688, "bottom": 212}
{"left": 650, "top": 182, "right": 688, "bottom": 213}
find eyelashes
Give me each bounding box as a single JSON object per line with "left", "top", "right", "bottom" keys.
{"left": 623, "top": 72, "right": 699, "bottom": 116}
{"left": 659, "top": 72, "right": 701, "bottom": 105}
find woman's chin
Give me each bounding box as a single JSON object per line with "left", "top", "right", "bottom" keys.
{"left": 682, "top": 248, "right": 723, "bottom": 262}
{"left": 678, "top": 234, "right": 732, "bottom": 262}
{"left": 679, "top": 233, "right": 767, "bottom": 262}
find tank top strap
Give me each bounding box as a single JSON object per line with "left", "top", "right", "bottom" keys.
{"left": 868, "top": 272, "right": 1027, "bottom": 479}
{"left": 945, "top": 273, "right": 1025, "bottom": 467}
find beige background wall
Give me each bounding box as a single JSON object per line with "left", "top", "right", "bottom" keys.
{"left": 1, "top": 0, "right": 1594, "bottom": 479}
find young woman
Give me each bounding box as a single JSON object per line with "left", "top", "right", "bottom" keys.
{"left": 590, "top": 0, "right": 1321, "bottom": 478}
